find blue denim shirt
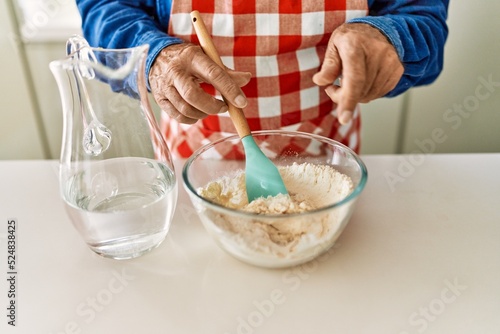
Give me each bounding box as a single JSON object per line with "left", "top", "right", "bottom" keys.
{"left": 76, "top": 0, "right": 449, "bottom": 97}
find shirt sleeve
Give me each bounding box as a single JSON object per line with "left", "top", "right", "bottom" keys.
{"left": 349, "top": 0, "right": 450, "bottom": 97}
{"left": 76, "top": 0, "right": 183, "bottom": 89}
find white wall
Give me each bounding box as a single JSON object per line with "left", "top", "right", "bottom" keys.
{"left": 1, "top": 0, "right": 499, "bottom": 159}
{"left": 0, "top": 0, "right": 47, "bottom": 159}
{"left": 400, "top": 1, "right": 500, "bottom": 154}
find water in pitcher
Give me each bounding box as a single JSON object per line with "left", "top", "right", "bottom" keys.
{"left": 62, "top": 157, "right": 178, "bottom": 259}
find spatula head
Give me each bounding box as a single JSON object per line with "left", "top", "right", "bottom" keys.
{"left": 241, "top": 136, "right": 288, "bottom": 202}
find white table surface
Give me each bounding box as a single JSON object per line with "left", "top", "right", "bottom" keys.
{"left": 0, "top": 154, "right": 499, "bottom": 334}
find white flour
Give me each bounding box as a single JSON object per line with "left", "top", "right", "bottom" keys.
{"left": 198, "top": 162, "right": 354, "bottom": 264}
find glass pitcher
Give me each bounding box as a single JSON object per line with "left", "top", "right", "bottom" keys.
{"left": 50, "top": 35, "right": 178, "bottom": 260}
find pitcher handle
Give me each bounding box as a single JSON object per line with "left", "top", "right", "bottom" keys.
{"left": 66, "top": 35, "right": 97, "bottom": 79}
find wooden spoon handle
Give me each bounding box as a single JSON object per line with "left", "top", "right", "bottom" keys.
{"left": 190, "top": 10, "right": 251, "bottom": 138}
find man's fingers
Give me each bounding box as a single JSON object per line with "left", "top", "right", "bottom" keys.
{"left": 312, "top": 47, "right": 342, "bottom": 86}
{"left": 227, "top": 68, "right": 252, "bottom": 87}
{"left": 324, "top": 85, "right": 352, "bottom": 125}
{"left": 149, "top": 43, "right": 251, "bottom": 124}
{"left": 152, "top": 89, "right": 206, "bottom": 124}
{"left": 335, "top": 51, "right": 367, "bottom": 120}
{"left": 173, "top": 76, "right": 228, "bottom": 115}
{"left": 338, "top": 110, "right": 354, "bottom": 125}
{"left": 315, "top": 23, "right": 405, "bottom": 125}
{"left": 192, "top": 54, "right": 248, "bottom": 108}
{"left": 156, "top": 98, "right": 199, "bottom": 124}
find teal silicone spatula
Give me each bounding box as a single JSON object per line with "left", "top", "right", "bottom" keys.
{"left": 191, "top": 10, "right": 288, "bottom": 202}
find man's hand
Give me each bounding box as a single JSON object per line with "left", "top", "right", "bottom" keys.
{"left": 313, "top": 23, "right": 404, "bottom": 125}
{"left": 149, "top": 43, "right": 251, "bottom": 124}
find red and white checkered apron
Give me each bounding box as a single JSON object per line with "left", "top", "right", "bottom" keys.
{"left": 163, "top": 0, "right": 368, "bottom": 158}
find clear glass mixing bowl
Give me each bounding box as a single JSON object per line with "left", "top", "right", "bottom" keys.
{"left": 183, "top": 130, "right": 367, "bottom": 268}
